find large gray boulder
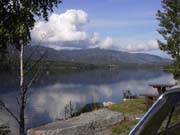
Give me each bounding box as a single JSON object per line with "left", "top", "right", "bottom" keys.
{"left": 27, "top": 109, "right": 124, "bottom": 135}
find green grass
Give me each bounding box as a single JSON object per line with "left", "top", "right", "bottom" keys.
{"left": 108, "top": 98, "right": 147, "bottom": 116}
{"left": 111, "top": 120, "right": 138, "bottom": 134}
{"left": 107, "top": 98, "right": 147, "bottom": 134}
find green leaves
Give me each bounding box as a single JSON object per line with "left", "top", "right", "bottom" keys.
{"left": 0, "top": 124, "right": 10, "bottom": 135}
{"left": 157, "top": 0, "right": 180, "bottom": 76}
{"left": 0, "top": 0, "right": 62, "bottom": 57}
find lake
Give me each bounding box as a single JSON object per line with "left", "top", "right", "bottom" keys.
{"left": 0, "top": 69, "right": 176, "bottom": 135}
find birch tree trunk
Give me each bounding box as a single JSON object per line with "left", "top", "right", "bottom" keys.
{"left": 19, "top": 43, "right": 25, "bottom": 135}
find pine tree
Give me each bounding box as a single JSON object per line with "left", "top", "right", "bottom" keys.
{"left": 157, "top": 0, "right": 180, "bottom": 77}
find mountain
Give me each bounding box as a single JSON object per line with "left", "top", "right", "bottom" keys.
{"left": 23, "top": 45, "right": 172, "bottom": 66}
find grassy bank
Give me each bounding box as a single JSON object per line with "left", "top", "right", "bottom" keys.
{"left": 107, "top": 98, "right": 147, "bottom": 135}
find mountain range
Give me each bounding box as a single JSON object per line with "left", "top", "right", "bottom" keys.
{"left": 22, "top": 45, "right": 172, "bottom": 66}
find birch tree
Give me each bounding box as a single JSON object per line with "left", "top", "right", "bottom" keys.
{"left": 0, "top": 1, "right": 61, "bottom": 135}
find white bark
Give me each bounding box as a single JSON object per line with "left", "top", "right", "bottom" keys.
{"left": 20, "top": 44, "right": 24, "bottom": 89}
{"left": 20, "top": 43, "right": 25, "bottom": 135}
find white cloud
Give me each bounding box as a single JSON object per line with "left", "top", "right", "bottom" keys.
{"left": 32, "top": 9, "right": 89, "bottom": 42}
{"left": 90, "top": 32, "right": 100, "bottom": 44}
{"left": 100, "top": 37, "right": 113, "bottom": 49}
{"left": 89, "top": 36, "right": 114, "bottom": 49}
{"left": 31, "top": 9, "right": 168, "bottom": 58}
{"left": 92, "top": 38, "right": 159, "bottom": 53}
{"left": 124, "top": 40, "right": 159, "bottom": 52}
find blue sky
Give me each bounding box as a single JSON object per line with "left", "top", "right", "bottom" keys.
{"left": 56, "top": 0, "right": 161, "bottom": 39}
{"left": 32, "top": 0, "right": 170, "bottom": 58}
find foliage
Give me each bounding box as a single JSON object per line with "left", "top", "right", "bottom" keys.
{"left": 64, "top": 101, "right": 74, "bottom": 119}
{"left": 64, "top": 102, "right": 103, "bottom": 119}
{"left": 164, "top": 61, "right": 180, "bottom": 78}
{"left": 157, "top": 0, "right": 180, "bottom": 76}
{"left": 0, "top": 125, "right": 10, "bottom": 135}
{"left": 0, "top": 0, "right": 62, "bottom": 57}
{"left": 72, "top": 103, "right": 103, "bottom": 117}
{"left": 78, "top": 103, "right": 103, "bottom": 113}
{"left": 0, "top": 1, "right": 62, "bottom": 135}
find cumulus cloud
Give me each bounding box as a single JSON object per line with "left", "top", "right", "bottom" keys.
{"left": 32, "top": 9, "right": 102, "bottom": 50}
{"left": 91, "top": 38, "right": 159, "bottom": 53}
{"left": 31, "top": 9, "right": 163, "bottom": 56}
{"left": 32, "top": 9, "right": 89, "bottom": 42}
{"left": 124, "top": 40, "right": 159, "bottom": 52}
{"left": 90, "top": 32, "right": 100, "bottom": 44}
{"left": 100, "top": 37, "right": 113, "bottom": 49}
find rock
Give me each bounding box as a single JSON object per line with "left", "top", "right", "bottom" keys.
{"left": 27, "top": 109, "right": 124, "bottom": 135}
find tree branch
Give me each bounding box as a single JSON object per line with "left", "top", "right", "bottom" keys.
{"left": 24, "top": 51, "right": 47, "bottom": 76}
{"left": 24, "top": 45, "right": 40, "bottom": 69}
{"left": 24, "top": 69, "right": 40, "bottom": 94}
{"left": 24, "top": 52, "right": 47, "bottom": 94}
{"left": 0, "top": 100, "right": 20, "bottom": 124}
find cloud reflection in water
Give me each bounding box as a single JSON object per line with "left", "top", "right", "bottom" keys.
{"left": 0, "top": 69, "right": 176, "bottom": 135}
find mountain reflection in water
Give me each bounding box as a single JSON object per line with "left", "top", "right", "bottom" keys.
{"left": 0, "top": 69, "right": 176, "bottom": 135}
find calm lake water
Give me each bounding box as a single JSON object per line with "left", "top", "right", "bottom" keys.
{"left": 0, "top": 69, "right": 176, "bottom": 135}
